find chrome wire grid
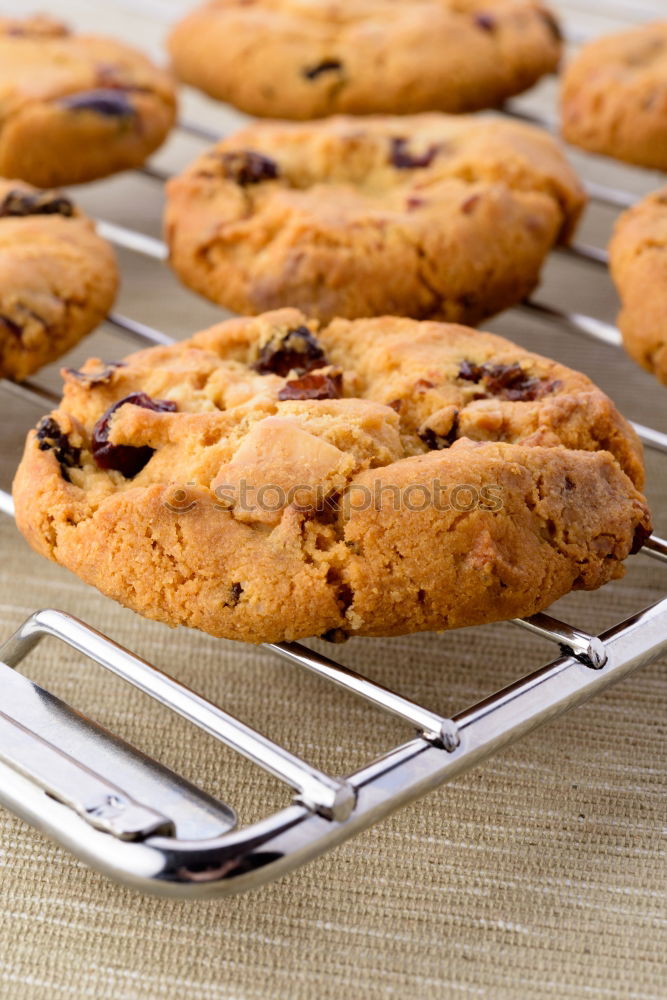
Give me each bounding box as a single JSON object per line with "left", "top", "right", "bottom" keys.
{"left": 0, "top": 0, "right": 666, "bottom": 897}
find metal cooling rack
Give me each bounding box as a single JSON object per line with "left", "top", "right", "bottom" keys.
{"left": 0, "top": 0, "right": 667, "bottom": 898}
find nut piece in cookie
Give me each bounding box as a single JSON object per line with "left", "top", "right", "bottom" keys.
{"left": 609, "top": 187, "right": 667, "bottom": 385}
{"left": 168, "top": 0, "right": 561, "bottom": 119}
{"left": 0, "top": 179, "right": 119, "bottom": 381}
{"left": 561, "top": 22, "right": 667, "bottom": 169}
{"left": 0, "top": 17, "right": 177, "bottom": 186}
{"left": 165, "top": 114, "right": 586, "bottom": 324}
{"left": 12, "top": 310, "right": 650, "bottom": 645}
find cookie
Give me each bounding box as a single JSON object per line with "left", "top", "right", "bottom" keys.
{"left": 561, "top": 22, "right": 667, "bottom": 169}
{"left": 13, "top": 309, "right": 650, "bottom": 644}
{"left": 0, "top": 15, "right": 177, "bottom": 187}
{"left": 168, "top": 0, "right": 562, "bottom": 119}
{"left": 165, "top": 114, "right": 585, "bottom": 324}
{"left": 0, "top": 180, "right": 119, "bottom": 381}
{"left": 609, "top": 187, "right": 667, "bottom": 385}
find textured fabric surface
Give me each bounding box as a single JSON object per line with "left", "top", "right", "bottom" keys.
{"left": 0, "top": 2, "right": 666, "bottom": 998}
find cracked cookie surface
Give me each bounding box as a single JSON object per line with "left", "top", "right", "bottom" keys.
{"left": 0, "top": 15, "right": 177, "bottom": 186}
{"left": 168, "top": 0, "right": 561, "bottom": 119}
{"left": 561, "top": 21, "right": 667, "bottom": 169}
{"left": 165, "top": 114, "right": 585, "bottom": 324}
{"left": 609, "top": 187, "right": 667, "bottom": 385}
{"left": 0, "top": 179, "right": 119, "bottom": 381}
{"left": 13, "top": 309, "right": 650, "bottom": 644}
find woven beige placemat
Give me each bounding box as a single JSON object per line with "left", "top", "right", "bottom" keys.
{"left": 0, "top": 2, "right": 666, "bottom": 998}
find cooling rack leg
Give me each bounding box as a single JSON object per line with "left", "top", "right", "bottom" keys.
{"left": 0, "top": 610, "right": 355, "bottom": 822}
{"left": 1, "top": 598, "right": 666, "bottom": 897}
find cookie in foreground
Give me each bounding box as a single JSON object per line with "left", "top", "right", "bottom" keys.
{"left": 0, "top": 15, "right": 177, "bottom": 187}
{"left": 168, "top": 0, "right": 561, "bottom": 119}
{"left": 165, "top": 114, "right": 585, "bottom": 324}
{"left": 609, "top": 188, "right": 667, "bottom": 386}
{"left": 560, "top": 21, "right": 667, "bottom": 169}
{"left": 0, "top": 179, "right": 119, "bottom": 381}
{"left": 13, "top": 311, "right": 650, "bottom": 644}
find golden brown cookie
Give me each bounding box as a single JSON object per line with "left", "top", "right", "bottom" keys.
{"left": 561, "top": 22, "right": 667, "bottom": 169}
{"left": 168, "top": 0, "right": 562, "bottom": 119}
{"left": 0, "top": 15, "right": 177, "bottom": 187}
{"left": 0, "top": 180, "right": 119, "bottom": 381}
{"left": 165, "top": 114, "right": 585, "bottom": 324}
{"left": 609, "top": 187, "right": 667, "bottom": 385}
{"left": 13, "top": 310, "right": 650, "bottom": 644}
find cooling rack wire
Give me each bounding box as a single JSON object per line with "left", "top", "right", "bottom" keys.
{"left": 0, "top": 0, "right": 666, "bottom": 897}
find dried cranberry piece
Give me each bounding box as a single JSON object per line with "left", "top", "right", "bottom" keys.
{"left": 92, "top": 392, "right": 177, "bottom": 478}
{"left": 483, "top": 362, "right": 532, "bottom": 395}
{"left": 254, "top": 326, "right": 327, "bottom": 377}
{"left": 474, "top": 13, "right": 496, "bottom": 32}
{"left": 458, "top": 360, "right": 485, "bottom": 383}
{"left": 406, "top": 196, "right": 426, "bottom": 212}
{"left": 219, "top": 151, "right": 279, "bottom": 186}
{"left": 65, "top": 361, "right": 126, "bottom": 386}
{"left": 303, "top": 59, "right": 343, "bottom": 80}
{"left": 58, "top": 89, "right": 135, "bottom": 117}
{"left": 418, "top": 412, "right": 460, "bottom": 450}
{"left": 0, "top": 189, "right": 74, "bottom": 218}
{"left": 390, "top": 137, "right": 440, "bottom": 169}
{"left": 458, "top": 360, "right": 560, "bottom": 400}
{"left": 278, "top": 371, "right": 343, "bottom": 401}
{"left": 36, "top": 416, "right": 81, "bottom": 482}
{"left": 483, "top": 363, "right": 560, "bottom": 401}
{"left": 224, "top": 582, "right": 244, "bottom": 608}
